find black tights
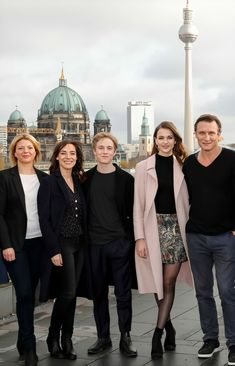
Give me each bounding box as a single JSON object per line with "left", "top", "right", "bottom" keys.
{"left": 154, "top": 263, "right": 181, "bottom": 329}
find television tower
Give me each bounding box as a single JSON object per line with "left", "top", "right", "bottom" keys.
{"left": 179, "top": 0, "right": 198, "bottom": 153}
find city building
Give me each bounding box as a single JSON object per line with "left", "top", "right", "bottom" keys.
{"left": 5, "top": 69, "right": 93, "bottom": 166}
{"left": 138, "top": 109, "right": 152, "bottom": 157}
{"left": 7, "top": 108, "right": 27, "bottom": 153}
{"left": 36, "top": 68, "right": 91, "bottom": 161}
{"left": 122, "top": 143, "right": 139, "bottom": 161}
{"left": 127, "top": 101, "right": 154, "bottom": 143}
{"left": 0, "top": 125, "right": 7, "bottom": 157}
{"left": 94, "top": 107, "right": 111, "bottom": 135}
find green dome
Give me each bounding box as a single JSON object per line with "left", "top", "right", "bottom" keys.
{"left": 9, "top": 109, "right": 25, "bottom": 122}
{"left": 39, "top": 73, "right": 87, "bottom": 116}
{"left": 95, "top": 109, "right": 109, "bottom": 121}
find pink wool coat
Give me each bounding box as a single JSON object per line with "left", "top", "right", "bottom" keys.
{"left": 133, "top": 154, "right": 193, "bottom": 299}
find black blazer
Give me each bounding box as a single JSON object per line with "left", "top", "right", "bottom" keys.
{"left": 37, "top": 168, "right": 87, "bottom": 258}
{"left": 37, "top": 169, "right": 92, "bottom": 302}
{"left": 83, "top": 164, "right": 135, "bottom": 242}
{"left": 0, "top": 166, "right": 47, "bottom": 251}
{"left": 83, "top": 164, "right": 137, "bottom": 289}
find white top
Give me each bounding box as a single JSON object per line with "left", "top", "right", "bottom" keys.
{"left": 20, "top": 174, "right": 42, "bottom": 239}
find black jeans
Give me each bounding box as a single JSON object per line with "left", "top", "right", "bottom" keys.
{"left": 49, "top": 237, "right": 84, "bottom": 337}
{"left": 4, "top": 237, "right": 43, "bottom": 352}
{"left": 90, "top": 238, "right": 133, "bottom": 338}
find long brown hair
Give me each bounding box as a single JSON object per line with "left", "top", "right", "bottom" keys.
{"left": 49, "top": 140, "right": 84, "bottom": 178}
{"left": 151, "top": 121, "right": 187, "bottom": 165}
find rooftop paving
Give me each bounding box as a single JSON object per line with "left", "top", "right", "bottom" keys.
{"left": 0, "top": 283, "right": 228, "bottom": 365}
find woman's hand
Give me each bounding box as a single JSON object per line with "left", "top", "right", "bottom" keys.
{"left": 136, "top": 239, "right": 148, "bottom": 258}
{"left": 51, "top": 254, "right": 63, "bottom": 266}
{"left": 2, "top": 248, "right": 16, "bottom": 262}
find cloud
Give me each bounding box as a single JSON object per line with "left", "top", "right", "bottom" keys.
{"left": 0, "top": 0, "right": 235, "bottom": 145}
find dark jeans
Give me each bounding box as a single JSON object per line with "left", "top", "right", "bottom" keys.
{"left": 187, "top": 232, "right": 235, "bottom": 347}
{"left": 49, "top": 238, "right": 84, "bottom": 337}
{"left": 4, "top": 237, "right": 43, "bottom": 352}
{"left": 90, "top": 238, "right": 133, "bottom": 338}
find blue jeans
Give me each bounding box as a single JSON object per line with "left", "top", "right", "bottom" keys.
{"left": 4, "top": 237, "right": 43, "bottom": 353}
{"left": 187, "top": 232, "right": 235, "bottom": 347}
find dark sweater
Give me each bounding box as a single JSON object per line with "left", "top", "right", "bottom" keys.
{"left": 155, "top": 154, "right": 176, "bottom": 214}
{"left": 88, "top": 170, "right": 125, "bottom": 245}
{"left": 183, "top": 148, "right": 235, "bottom": 235}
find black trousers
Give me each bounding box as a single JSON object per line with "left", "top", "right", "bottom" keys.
{"left": 4, "top": 237, "right": 43, "bottom": 353}
{"left": 49, "top": 237, "right": 84, "bottom": 337}
{"left": 90, "top": 238, "right": 133, "bottom": 338}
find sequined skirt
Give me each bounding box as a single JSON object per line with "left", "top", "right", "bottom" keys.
{"left": 156, "top": 213, "right": 187, "bottom": 264}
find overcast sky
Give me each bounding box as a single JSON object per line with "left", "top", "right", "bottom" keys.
{"left": 0, "top": 0, "right": 235, "bottom": 144}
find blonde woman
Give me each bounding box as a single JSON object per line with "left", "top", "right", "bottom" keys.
{"left": 0, "top": 134, "right": 47, "bottom": 366}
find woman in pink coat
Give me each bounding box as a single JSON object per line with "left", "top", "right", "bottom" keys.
{"left": 134, "top": 121, "right": 192, "bottom": 360}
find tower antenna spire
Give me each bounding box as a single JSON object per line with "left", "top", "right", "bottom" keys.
{"left": 178, "top": 0, "right": 198, "bottom": 153}
{"left": 60, "top": 61, "right": 65, "bottom": 80}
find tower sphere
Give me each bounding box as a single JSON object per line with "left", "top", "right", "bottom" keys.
{"left": 179, "top": 23, "right": 199, "bottom": 44}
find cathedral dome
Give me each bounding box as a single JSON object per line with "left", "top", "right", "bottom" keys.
{"left": 94, "top": 107, "right": 111, "bottom": 135}
{"left": 95, "top": 108, "right": 109, "bottom": 122}
{"left": 8, "top": 109, "right": 25, "bottom": 123}
{"left": 38, "top": 69, "right": 88, "bottom": 117}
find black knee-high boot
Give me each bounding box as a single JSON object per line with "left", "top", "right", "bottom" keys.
{"left": 46, "top": 298, "right": 67, "bottom": 359}
{"left": 61, "top": 298, "right": 77, "bottom": 360}
{"left": 151, "top": 327, "right": 163, "bottom": 359}
{"left": 46, "top": 326, "right": 64, "bottom": 359}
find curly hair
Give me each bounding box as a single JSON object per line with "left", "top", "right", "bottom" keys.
{"left": 49, "top": 140, "right": 84, "bottom": 179}
{"left": 151, "top": 121, "right": 188, "bottom": 165}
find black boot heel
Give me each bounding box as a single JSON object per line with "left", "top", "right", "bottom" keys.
{"left": 164, "top": 320, "right": 176, "bottom": 351}
{"left": 151, "top": 327, "right": 163, "bottom": 359}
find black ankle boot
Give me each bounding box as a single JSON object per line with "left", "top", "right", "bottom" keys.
{"left": 61, "top": 336, "right": 77, "bottom": 360}
{"left": 46, "top": 335, "right": 64, "bottom": 359}
{"left": 164, "top": 320, "right": 176, "bottom": 351}
{"left": 119, "top": 332, "right": 137, "bottom": 357}
{"left": 151, "top": 327, "right": 163, "bottom": 359}
{"left": 24, "top": 350, "right": 38, "bottom": 366}
{"left": 88, "top": 337, "right": 112, "bottom": 355}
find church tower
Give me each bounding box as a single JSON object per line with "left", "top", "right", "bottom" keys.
{"left": 139, "top": 109, "right": 152, "bottom": 157}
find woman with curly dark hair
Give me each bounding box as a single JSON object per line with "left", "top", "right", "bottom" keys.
{"left": 134, "top": 121, "right": 192, "bottom": 360}
{"left": 38, "top": 140, "right": 86, "bottom": 361}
